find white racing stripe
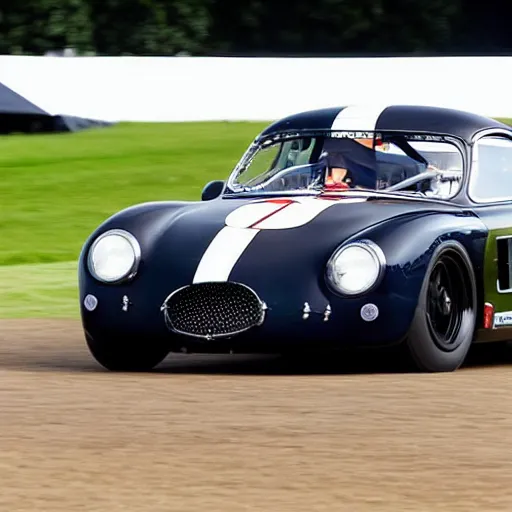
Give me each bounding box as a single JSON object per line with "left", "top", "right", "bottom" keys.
{"left": 253, "top": 197, "right": 335, "bottom": 229}
{"left": 192, "top": 226, "right": 259, "bottom": 283}
{"left": 252, "top": 196, "right": 367, "bottom": 229}
{"left": 193, "top": 196, "right": 369, "bottom": 283}
{"left": 225, "top": 196, "right": 367, "bottom": 231}
{"left": 331, "top": 104, "right": 392, "bottom": 132}
{"left": 225, "top": 199, "right": 293, "bottom": 228}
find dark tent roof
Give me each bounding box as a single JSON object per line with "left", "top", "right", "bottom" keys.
{"left": 0, "top": 82, "right": 48, "bottom": 115}
{"left": 0, "top": 81, "right": 113, "bottom": 134}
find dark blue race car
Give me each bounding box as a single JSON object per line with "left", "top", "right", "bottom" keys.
{"left": 78, "top": 105, "right": 512, "bottom": 372}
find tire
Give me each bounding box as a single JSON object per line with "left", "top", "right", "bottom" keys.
{"left": 85, "top": 332, "right": 170, "bottom": 372}
{"left": 405, "top": 241, "right": 477, "bottom": 372}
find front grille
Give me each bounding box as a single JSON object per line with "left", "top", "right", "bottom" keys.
{"left": 161, "top": 282, "right": 266, "bottom": 339}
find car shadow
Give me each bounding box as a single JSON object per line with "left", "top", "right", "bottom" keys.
{"left": 153, "top": 342, "right": 512, "bottom": 376}
{"left": 2, "top": 341, "right": 510, "bottom": 376}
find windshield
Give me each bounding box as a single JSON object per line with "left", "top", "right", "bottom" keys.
{"left": 226, "top": 131, "right": 464, "bottom": 199}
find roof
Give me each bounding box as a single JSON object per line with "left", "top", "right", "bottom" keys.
{"left": 259, "top": 105, "right": 512, "bottom": 142}
{"left": 0, "top": 81, "right": 48, "bottom": 115}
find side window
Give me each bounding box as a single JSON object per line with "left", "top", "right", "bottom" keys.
{"left": 470, "top": 136, "right": 512, "bottom": 202}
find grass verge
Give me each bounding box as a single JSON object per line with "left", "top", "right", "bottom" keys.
{"left": 0, "top": 261, "right": 78, "bottom": 319}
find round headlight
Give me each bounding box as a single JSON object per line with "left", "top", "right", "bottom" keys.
{"left": 326, "top": 240, "right": 385, "bottom": 296}
{"left": 88, "top": 229, "right": 141, "bottom": 283}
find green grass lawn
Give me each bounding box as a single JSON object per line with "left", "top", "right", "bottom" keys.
{"left": 1, "top": 118, "right": 511, "bottom": 319}
{"left": 0, "top": 261, "right": 78, "bottom": 318}
{"left": 0, "top": 121, "right": 267, "bottom": 266}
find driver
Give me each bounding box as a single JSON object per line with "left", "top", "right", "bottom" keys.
{"left": 324, "top": 164, "right": 354, "bottom": 189}
{"left": 322, "top": 138, "right": 378, "bottom": 190}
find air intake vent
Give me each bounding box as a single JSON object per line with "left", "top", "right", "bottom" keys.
{"left": 497, "top": 237, "right": 512, "bottom": 292}
{"left": 161, "top": 282, "right": 266, "bottom": 339}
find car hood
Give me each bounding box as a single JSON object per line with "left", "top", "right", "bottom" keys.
{"left": 129, "top": 193, "right": 465, "bottom": 289}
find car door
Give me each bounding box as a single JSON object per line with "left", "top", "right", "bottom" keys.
{"left": 468, "top": 129, "right": 512, "bottom": 339}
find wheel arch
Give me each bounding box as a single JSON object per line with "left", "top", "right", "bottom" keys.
{"left": 352, "top": 210, "right": 488, "bottom": 335}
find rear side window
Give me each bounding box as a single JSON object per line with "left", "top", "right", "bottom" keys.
{"left": 469, "top": 136, "right": 512, "bottom": 203}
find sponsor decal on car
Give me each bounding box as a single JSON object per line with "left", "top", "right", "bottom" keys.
{"left": 493, "top": 311, "right": 512, "bottom": 327}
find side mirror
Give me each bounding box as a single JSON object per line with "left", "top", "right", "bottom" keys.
{"left": 201, "top": 180, "right": 224, "bottom": 201}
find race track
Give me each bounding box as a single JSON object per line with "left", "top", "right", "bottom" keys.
{"left": 1, "top": 319, "right": 511, "bottom": 511}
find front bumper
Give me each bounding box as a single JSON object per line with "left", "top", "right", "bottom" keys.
{"left": 79, "top": 274, "right": 416, "bottom": 353}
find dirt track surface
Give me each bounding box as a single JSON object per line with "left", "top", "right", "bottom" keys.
{"left": 1, "top": 319, "right": 512, "bottom": 511}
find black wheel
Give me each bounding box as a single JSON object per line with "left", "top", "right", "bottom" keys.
{"left": 85, "top": 332, "right": 170, "bottom": 372}
{"left": 405, "top": 241, "right": 477, "bottom": 372}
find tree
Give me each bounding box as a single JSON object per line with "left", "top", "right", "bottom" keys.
{"left": 207, "top": 0, "right": 462, "bottom": 55}
{"left": 1, "top": 0, "right": 511, "bottom": 57}
{"left": 0, "top": 0, "right": 93, "bottom": 55}
{"left": 87, "top": 0, "right": 211, "bottom": 56}
{"left": 451, "top": 0, "right": 512, "bottom": 53}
